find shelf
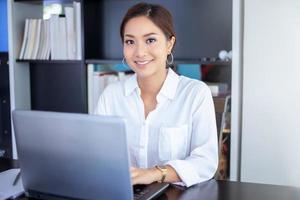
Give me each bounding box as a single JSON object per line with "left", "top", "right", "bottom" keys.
{"left": 17, "top": 58, "right": 231, "bottom": 66}
{"left": 175, "top": 59, "right": 231, "bottom": 65}
{"left": 85, "top": 59, "right": 123, "bottom": 64}
{"left": 86, "top": 59, "right": 231, "bottom": 66}
{"left": 16, "top": 59, "right": 83, "bottom": 64}
{"left": 198, "top": 60, "right": 231, "bottom": 65}
{"left": 14, "top": 0, "right": 42, "bottom": 3}
{"left": 173, "top": 59, "right": 201, "bottom": 64}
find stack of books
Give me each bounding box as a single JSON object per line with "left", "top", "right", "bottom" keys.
{"left": 87, "top": 64, "right": 133, "bottom": 114}
{"left": 18, "top": 1, "right": 82, "bottom": 60}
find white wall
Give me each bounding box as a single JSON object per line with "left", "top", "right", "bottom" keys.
{"left": 230, "top": 0, "right": 244, "bottom": 181}
{"left": 241, "top": 0, "right": 300, "bottom": 187}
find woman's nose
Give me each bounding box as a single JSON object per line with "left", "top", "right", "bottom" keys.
{"left": 134, "top": 43, "right": 147, "bottom": 58}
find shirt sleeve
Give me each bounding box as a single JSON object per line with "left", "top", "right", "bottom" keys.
{"left": 93, "top": 87, "right": 110, "bottom": 115}
{"left": 166, "top": 85, "right": 219, "bottom": 187}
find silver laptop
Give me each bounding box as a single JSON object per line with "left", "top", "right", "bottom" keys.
{"left": 12, "top": 110, "right": 169, "bottom": 200}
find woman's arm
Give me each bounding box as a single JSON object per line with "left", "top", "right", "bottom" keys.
{"left": 165, "top": 85, "right": 219, "bottom": 186}
{"left": 131, "top": 165, "right": 181, "bottom": 185}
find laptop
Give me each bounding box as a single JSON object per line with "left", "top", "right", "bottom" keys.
{"left": 12, "top": 110, "right": 169, "bottom": 200}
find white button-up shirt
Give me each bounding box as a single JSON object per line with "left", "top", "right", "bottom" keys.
{"left": 94, "top": 68, "right": 218, "bottom": 187}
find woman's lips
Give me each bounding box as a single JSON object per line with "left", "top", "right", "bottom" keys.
{"left": 135, "top": 60, "right": 153, "bottom": 67}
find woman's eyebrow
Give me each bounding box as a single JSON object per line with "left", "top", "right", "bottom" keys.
{"left": 124, "top": 33, "right": 158, "bottom": 38}
{"left": 124, "top": 34, "right": 135, "bottom": 38}
{"left": 143, "top": 33, "right": 158, "bottom": 37}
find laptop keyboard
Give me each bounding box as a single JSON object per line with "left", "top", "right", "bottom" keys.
{"left": 133, "top": 185, "right": 150, "bottom": 200}
{"left": 133, "top": 183, "right": 169, "bottom": 200}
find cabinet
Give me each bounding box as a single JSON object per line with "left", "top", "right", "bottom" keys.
{"left": 0, "top": 53, "right": 12, "bottom": 158}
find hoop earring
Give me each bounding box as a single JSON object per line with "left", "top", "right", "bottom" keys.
{"left": 166, "top": 53, "right": 174, "bottom": 65}
{"left": 122, "top": 57, "right": 127, "bottom": 67}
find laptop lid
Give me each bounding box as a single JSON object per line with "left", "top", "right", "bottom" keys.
{"left": 12, "top": 110, "right": 133, "bottom": 200}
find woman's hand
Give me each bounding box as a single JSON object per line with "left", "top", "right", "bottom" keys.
{"left": 130, "top": 167, "right": 161, "bottom": 185}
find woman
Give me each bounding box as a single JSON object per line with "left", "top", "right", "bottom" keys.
{"left": 95, "top": 2, "right": 218, "bottom": 187}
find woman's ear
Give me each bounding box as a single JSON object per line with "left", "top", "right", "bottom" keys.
{"left": 167, "top": 36, "right": 176, "bottom": 54}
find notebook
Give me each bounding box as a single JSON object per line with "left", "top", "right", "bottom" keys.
{"left": 0, "top": 168, "right": 24, "bottom": 199}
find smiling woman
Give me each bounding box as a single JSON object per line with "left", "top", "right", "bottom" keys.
{"left": 94, "top": 2, "right": 218, "bottom": 187}
{"left": 120, "top": 2, "right": 176, "bottom": 79}
{"left": 122, "top": 16, "right": 175, "bottom": 81}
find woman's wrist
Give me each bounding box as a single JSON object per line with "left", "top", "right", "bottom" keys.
{"left": 151, "top": 166, "right": 163, "bottom": 182}
{"left": 155, "top": 165, "right": 168, "bottom": 182}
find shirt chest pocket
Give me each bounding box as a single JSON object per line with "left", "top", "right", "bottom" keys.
{"left": 158, "top": 124, "right": 189, "bottom": 161}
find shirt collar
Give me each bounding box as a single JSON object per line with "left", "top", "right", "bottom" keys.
{"left": 124, "top": 73, "right": 139, "bottom": 96}
{"left": 124, "top": 68, "right": 180, "bottom": 100}
{"left": 157, "top": 68, "right": 180, "bottom": 101}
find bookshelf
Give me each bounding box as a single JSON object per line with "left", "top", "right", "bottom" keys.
{"left": 8, "top": 0, "right": 232, "bottom": 165}
{"left": 9, "top": 0, "right": 232, "bottom": 113}
{"left": 8, "top": 0, "right": 86, "bottom": 114}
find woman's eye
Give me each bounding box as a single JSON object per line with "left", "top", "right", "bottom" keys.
{"left": 125, "top": 40, "right": 134, "bottom": 45}
{"left": 146, "top": 38, "right": 156, "bottom": 44}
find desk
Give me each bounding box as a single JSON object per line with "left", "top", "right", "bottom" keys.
{"left": 0, "top": 157, "right": 19, "bottom": 171}
{"left": 1, "top": 158, "right": 300, "bottom": 200}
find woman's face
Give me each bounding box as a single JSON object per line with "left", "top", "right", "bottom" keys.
{"left": 123, "top": 16, "right": 175, "bottom": 79}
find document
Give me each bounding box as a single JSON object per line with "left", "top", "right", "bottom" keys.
{"left": 0, "top": 168, "right": 24, "bottom": 200}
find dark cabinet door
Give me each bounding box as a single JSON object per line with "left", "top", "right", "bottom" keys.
{"left": 0, "top": 52, "right": 12, "bottom": 158}
{"left": 30, "top": 62, "right": 87, "bottom": 113}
